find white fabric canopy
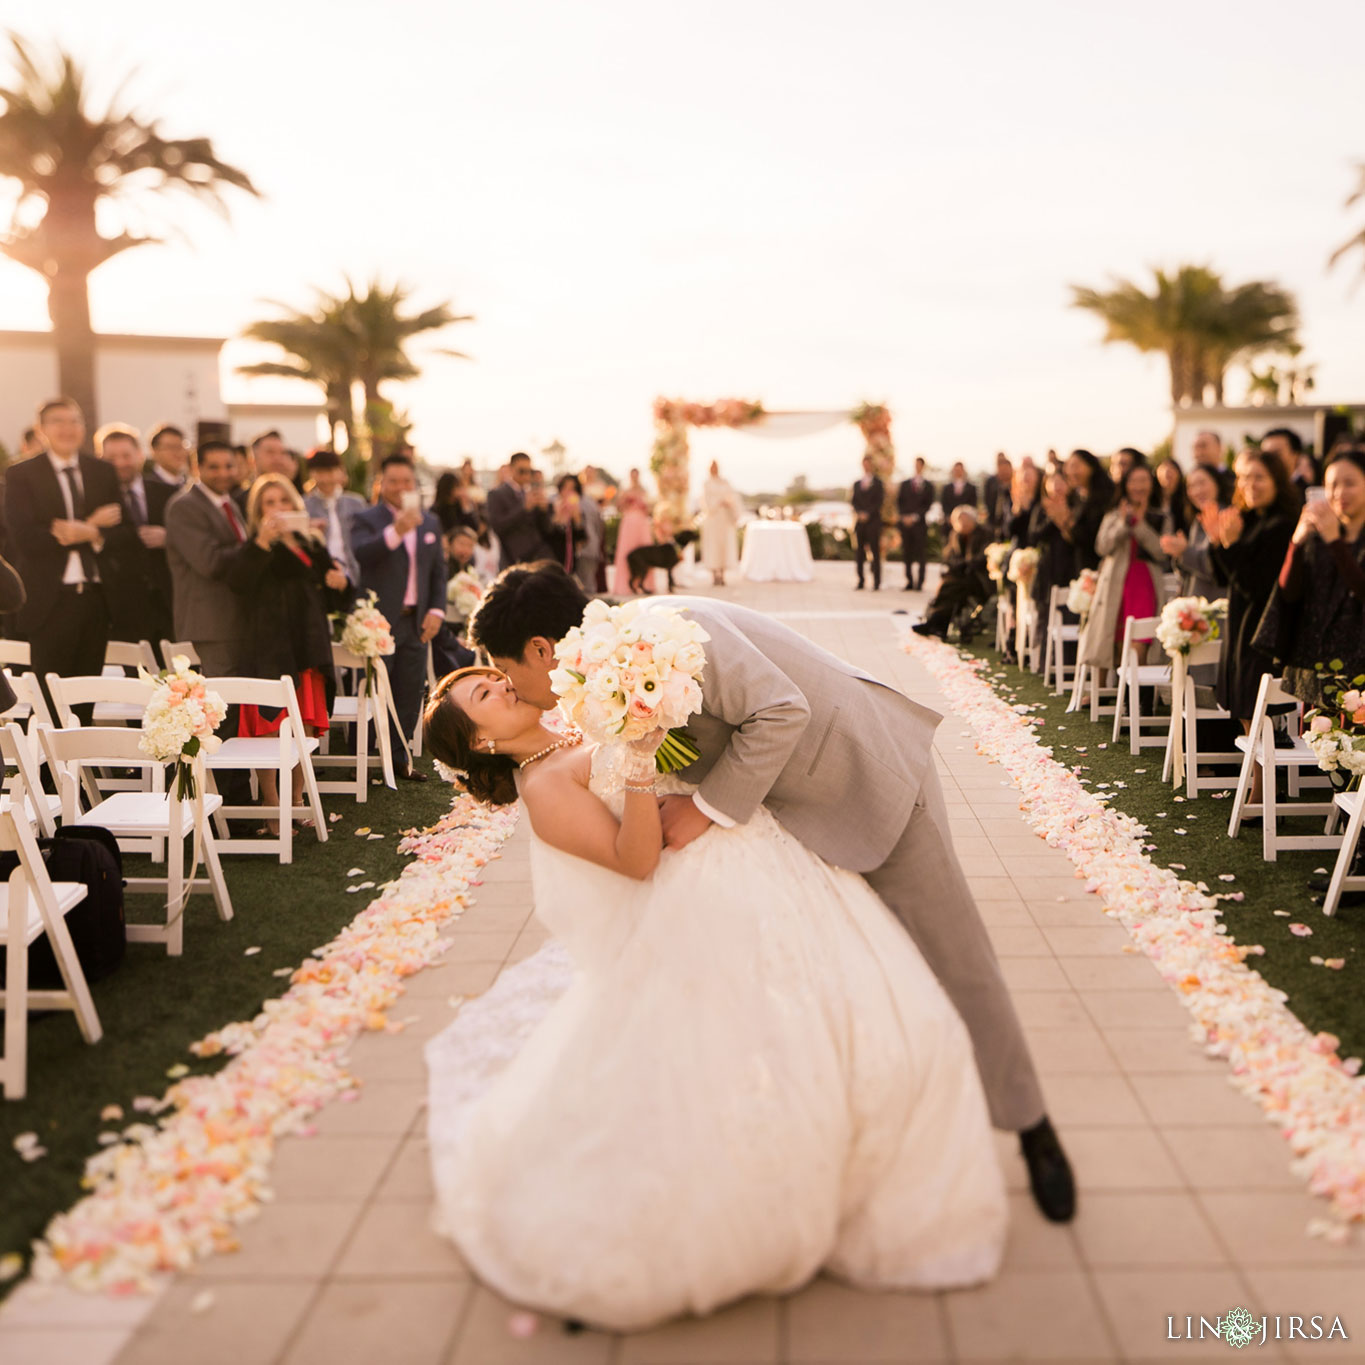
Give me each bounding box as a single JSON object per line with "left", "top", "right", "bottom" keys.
{"left": 735, "top": 411, "right": 853, "bottom": 440}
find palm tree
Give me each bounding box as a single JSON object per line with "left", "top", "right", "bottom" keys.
{"left": 1330, "top": 161, "right": 1365, "bottom": 276}
{"left": 1070, "top": 265, "right": 1299, "bottom": 406}
{"left": 239, "top": 278, "right": 472, "bottom": 471}
{"left": 0, "top": 34, "right": 257, "bottom": 427}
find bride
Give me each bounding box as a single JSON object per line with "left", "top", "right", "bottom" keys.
{"left": 421, "top": 666, "right": 1007, "bottom": 1333}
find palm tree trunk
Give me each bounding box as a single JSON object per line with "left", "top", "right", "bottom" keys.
{"left": 47, "top": 266, "right": 98, "bottom": 438}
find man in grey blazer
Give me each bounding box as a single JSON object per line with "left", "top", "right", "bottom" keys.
{"left": 470, "top": 562, "right": 1075, "bottom": 1222}
{"left": 303, "top": 448, "right": 365, "bottom": 597}
{"left": 164, "top": 440, "right": 249, "bottom": 676}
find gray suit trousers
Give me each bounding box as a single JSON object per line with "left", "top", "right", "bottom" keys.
{"left": 863, "top": 762, "right": 1045, "bottom": 1132}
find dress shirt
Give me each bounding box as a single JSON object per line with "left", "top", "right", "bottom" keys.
{"left": 50, "top": 453, "right": 90, "bottom": 585}
{"left": 382, "top": 511, "right": 420, "bottom": 607}
{"left": 123, "top": 476, "right": 148, "bottom": 527}
{"left": 321, "top": 495, "right": 346, "bottom": 564}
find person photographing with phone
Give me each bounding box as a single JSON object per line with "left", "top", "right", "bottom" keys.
{"left": 226, "top": 474, "right": 347, "bottom": 830}
{"left": 352, "top": 453, "right": 449, "bottom": 779}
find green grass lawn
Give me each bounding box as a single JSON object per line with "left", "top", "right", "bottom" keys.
{"left": 0, "top": 759, "right": 455, "bottom": 1290}
{"left": 957, "top": 641, "right": 1365, "bottom": 1060}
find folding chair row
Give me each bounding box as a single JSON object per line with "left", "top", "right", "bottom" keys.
{"left": 1111, "top": 615, "right": 1172, "bottom": 756}
{"left": 1159, "top": 637, "right": 1242, "bottom": 797}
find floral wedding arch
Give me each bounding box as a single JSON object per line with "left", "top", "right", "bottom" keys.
{"left": 650, "top": 397, "right": 896, "bottom": 522}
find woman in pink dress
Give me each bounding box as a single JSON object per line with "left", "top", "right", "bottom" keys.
{"left": 611, "top": 467, "right": 656, "bottom": 595}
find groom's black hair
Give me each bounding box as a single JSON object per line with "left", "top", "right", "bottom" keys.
{"left": 468, "top": 560, "right": 590, "bottom": 659}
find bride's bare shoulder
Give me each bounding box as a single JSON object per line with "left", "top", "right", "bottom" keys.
{"left": 518, "top": 743, "right": 593, "bottom": 804}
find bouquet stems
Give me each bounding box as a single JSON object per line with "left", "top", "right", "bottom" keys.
{"left": 655, "top": 728, "right": 701, "bottom": 773}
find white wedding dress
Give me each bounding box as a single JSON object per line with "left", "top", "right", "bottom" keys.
{"left": 425, "top": 751, "right": 1007, "bottom": 1331}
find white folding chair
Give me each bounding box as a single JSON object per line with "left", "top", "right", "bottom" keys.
{"left": 412, "top": 644, "right": 438, "bottom": 759}
{"left": 1042, "top": 586, "right": 1079, "bottom": 696}
{"left": 160, "top": 640, "right": 201, "bottom": 670}
{"left": 1323, "top": 789, "right": 1365, "bottom": 917}
{"left": 104, "top": 640, "right": 159, "bottom": 676}
{"left": 316, "top": 645, "right": 376, "bottom": 803}
{"left": 1228, "top": 673, "right": 1338, "bottom": 861}
{"left": 46, "top": 671, "right": 151, "bottom": 728}
{"left": 0, "top": 721, "right": 61, "bottom": 837}
{"left": 202, "top": 677, "right": 328, "bottom": 863}
{"left": 40, "top": 726, "right": 232, "bottom": 955}
{"left": 1110, "top": 615, "right": 1171, "bottom": 755}
{"left": 1160, "top": 638, "right": 1242, "bottom": 797}
{"left": 994, "top": 593, "right": 1013, "bottom": 654}
{"left": 0, "top": 641, "right": 30, "bottom": 671}
{"left": 0, "top": 669, "right": 54, "bottom": 731}
{"left": 0, "top": 805, "right": 102, "bottom": 1099}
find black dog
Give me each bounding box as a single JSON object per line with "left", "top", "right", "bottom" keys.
{"left": 626, "top": 529, "right": 700, "bottom": 595}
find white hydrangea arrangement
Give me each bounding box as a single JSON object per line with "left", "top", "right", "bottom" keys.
{"left": 138, "top": 657, "right": 227, "bottom": 800}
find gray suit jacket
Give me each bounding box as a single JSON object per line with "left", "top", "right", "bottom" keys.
{"left": 165, "top": 484, "right": 248, "bottom": 648}
{"left": 304, "top": 490, "right": 365, "bottom": 585}
{"left": 658, "top": 598, "right": 940, "bottom": 873}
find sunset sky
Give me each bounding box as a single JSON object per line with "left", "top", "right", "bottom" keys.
{"left": 1, "top": 0, "right": 1363, "bottom": 489}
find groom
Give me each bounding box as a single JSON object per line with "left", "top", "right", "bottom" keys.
{"left": 468, "top": 562, "right": 1075, "bottom": 1222}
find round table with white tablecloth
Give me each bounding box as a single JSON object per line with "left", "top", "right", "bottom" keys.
{"left": 739, "top": 521, "right": 815, "bottom": 583}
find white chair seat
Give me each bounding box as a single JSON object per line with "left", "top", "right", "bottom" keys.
{"left": 92, "top": 701, "right": 147, "bottom": 723}
{"left": 1232, "top": 734, "right": 1322, "bottom": 764}
{"left": 1337, "top": 790, "right": 1363, "bottom": 818}
{"left": 77, "top": 790, "right": 224, "bottom": 833}
{"left": 206, "top": 735, "right": 321, "bottom": 766}
{"left": 0, "top": 882, "right": 87, "bottom": 945}
{"left": 1055, "top": 625, "right": 1079, "bottom": 642}
{"left": 1134, "top": 665, "right": 1171, "bottom": 684}
{"left": 331, "top": 697, "right": 359, "bottom": 721}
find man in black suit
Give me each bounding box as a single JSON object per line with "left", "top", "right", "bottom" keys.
{"left": 939, "top": 462, "right": 979, "bottom": 523}
{"left": 146, "top": 422, "right": 190, "bottom": 490}
{"left": 352, "top": 453, "right": 448, "bottom": 779}
{"left": 485, "top": 451, "right": 553, "bottom": 569}
{"left": 6, "top": 398, "right": 122, "bottom": 717}
{"left": 897, "top": 456, "right": 936, "bottom": 591}
{"left": 850, "top": 454, "right": 885, "bottom": 591}
{"left": 981, "top": 452, "right": 1013, "bottom": 539}
{"left": 96, "top": 423, "right": 175, "bottom": 648}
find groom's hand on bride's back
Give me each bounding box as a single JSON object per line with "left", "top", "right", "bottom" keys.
{"left": 658, "top": 796, "right": 712, "bottom": 850}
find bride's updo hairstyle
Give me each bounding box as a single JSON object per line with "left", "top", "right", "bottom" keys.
{"left": 423, "top": 667, "right": 520, "bottom": 806}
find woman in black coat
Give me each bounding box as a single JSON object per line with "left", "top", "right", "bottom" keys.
{"left": 1061, "top": 449, "right": 1113, "bottom": 572}
{"left": 228, "top": 474, "right": 348, "bottom": 830}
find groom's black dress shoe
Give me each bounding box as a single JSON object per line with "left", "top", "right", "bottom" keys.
{"left": 1020, "top": 1116, "right": 1075, "bottom": 1222}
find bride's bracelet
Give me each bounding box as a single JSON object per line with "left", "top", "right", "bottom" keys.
{"left": 624, "top": 779, "right": 658, "bottom": 794}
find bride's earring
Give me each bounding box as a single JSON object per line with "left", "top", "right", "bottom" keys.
{"left": 482, "top": 738, "right": 496, "bottom": 754}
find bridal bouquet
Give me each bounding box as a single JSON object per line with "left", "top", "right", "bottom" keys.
{"left": 985, "top": 542, "right": 1012, "bottom": 585}
{"left": 1007, "top": 546, "right": 1039, "bottom": 586}
{"left": 1156, "top": 596, "right": 1226, "bottom": 657}
{"left": 550, "top": 600, "right": 709, "bottom": 773}
{"left": 446, "top": 570, "right": 484, "bottom": 620}
{"left": 340, "top": 592, "right": 395, "bottom": 684}
{"left": 1305, "top": 663, "right": 1365, "bottom": 784}
{"left": 138, "top": 657, "right": 227, "bottom": 801}
{"left": 1065, "top": 568, "right": 1099, "bottom": 618}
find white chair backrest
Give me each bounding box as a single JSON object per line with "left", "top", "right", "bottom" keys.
{"left": 332, "top": 642, "right": 368, "bottom": 672}
{"left": 0, "top": 640, "right": 30, "bottom": 670}
{"left": 1119, "top": 615, "right": 1161, "bottom": 660}
{"left": 206, "top": 676, "right": 304, "bottom": 743}
{"left": 161, "top": 640, "right": 201, "bottom": 670}
{"left": 1186, "top": 638, "right": 1223, "bottom": 669}
{"left": 105, "top": 640, "right": 158, "bottom": 674}
{"left": 0, "top": 721, "right": 54, "bottom": 835}
{"left": 1049, "top": 584, "right": 1068, "bottom": 612}
{"left": 0, "top": 671, "right": 54, "bottom": 730}
{"left": 45, "top": 673, "right": 155, "bottom": 727}
{"left": 40, "top": 724, "right": 154, "bottom": 766}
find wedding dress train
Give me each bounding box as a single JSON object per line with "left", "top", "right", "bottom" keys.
{"left": 425, "top": 754, "right": 1007, "bottom": 1331}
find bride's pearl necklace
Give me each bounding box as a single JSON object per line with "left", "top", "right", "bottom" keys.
{"left": 517, "top": 730, "right": 582, "bottom": 771}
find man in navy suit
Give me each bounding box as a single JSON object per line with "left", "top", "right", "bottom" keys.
{"left": 352, "top": 453, "right": 447, "bottom": 780}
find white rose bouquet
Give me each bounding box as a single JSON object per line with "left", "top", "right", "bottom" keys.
{"left": 985, "top": 542, "right": 1012, "bottom": 585}
{"left": 138, "top": 657, "right": 227, "bottom": 800}
{"left": 550, "top": 600, "right": 709, "bottom": 773}
{"left": 1065, "top": 568, "right": 1099, "bottom": 618}
{"left": 446, "top": 570, "right": 484, "bottom": 621}
{"left": 340, "top": 592, "right": 396, "bottom": 686}
{"left": 1156, "top": 596, "right": 1226, "bottom": 657}
{"left": 1007, "top": 546, "right": 1040, "bottom": 586}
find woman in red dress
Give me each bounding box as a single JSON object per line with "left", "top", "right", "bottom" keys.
{"left": 227, "top": 474, "right": 349, "bottom": 832}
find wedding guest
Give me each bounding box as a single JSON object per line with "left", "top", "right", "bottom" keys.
{"left": 611, "top": 467, "right": 655, "bottom": 595}
{"left": 227, "top": 474, "right": 344, "bottom": 830}
{"left": 850, "top": 454, "right": 885, "bottom": 591}
{"left": 1062, "top": 449, "right": 1113, "bottom": 570}
{"left": 1155, "top": 459, "right": 1190, "bottom": 532}
{"left": 1291, "top": 450, "right": 1321, "bottom": 499}
{"left": 1110, "top": 447, "right": 1148, "bottom": 483}
{"left": 1159, "top": 463, "right": 1224, "bottom": 600}
{"left": 697, "top": 461, "right": 739, "bottom": 588}
{"left": 303, "top": 448, "right": 364, "bottom": 603}
{"left": 548, "top": 474, "right": 588, "bottom": 578}
{"left": 164, "top": 440, "right": 250, "bottom": 676}
{"left": 1006, "top": 464, "right": 1042, "bottom": 547}
{"left": 911, "top": 505, "right": 990, "bottom": 639}
{"left": 1268, "top": 448, "right": 1365, "bottom": 711}
{"left": 6, "top": 397, "right": 122, "bottom": 718}
{"left": 982, "top": 453, "right": 1013, "bottom": 539}
{"left": 434, "top": 471, "right": 481, "bottom": 535}
{"left": 16, "top": 426, "right": 43, "bottom": 460}
{"left": 96, "top": 422, "right": 174, "bottom": 647}
{"left": 1078, "top": 463, "right": 1167, "bottom": 674}
{"left": 1204, "top": 449, "right": 1298, "bottom": 804}
{"left": 897, "top": 457, "right": 935, "bottom": 591}
{"left": 939, "top": 462, "right": 977, "bottom": 522}
{"left": 1029, "top": 470, "right": 1078, "bottom": 620}
{"left": 352, "top": 453, "right": 447, "bottom": 779}
{"left": 445, "top": 525, "right": 479, "bottom": 576}
{"left": 146, "top": 423, "right": 191, "bottom": 489}
{"left": 575, "top": 466, "right": 606, "bottom": 595}
{"left": 251, "top": 429, "right": 305, "bottom": 492}
{"left": 1259, "top": 427, "right": 1302, "bottom": 483}
{"left": 487, "top": 451, "right": 553, "bottom": 570}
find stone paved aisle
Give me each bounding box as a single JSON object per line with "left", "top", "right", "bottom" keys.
{"left": 3, "top": 565, "right": 1362, "bottom": 1364}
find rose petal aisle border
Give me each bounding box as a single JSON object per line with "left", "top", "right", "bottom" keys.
{"left": 28, "top": 793, "right": 518, "bottom": 1294}
{"left": 903, "top": 630, "right": 1365, "bottom": 1238}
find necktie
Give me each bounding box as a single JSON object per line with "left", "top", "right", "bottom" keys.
{"left": 125, "top": 484, "right": 146, "bottom": 527}
{"left": 59, "top": 465, "right": 98, "bottom": 582}
{"left": 221, "top": 498, "right": 245, "bottom": 544}
{"left": 326, "top": 500, "right": 344, "bottom": 559}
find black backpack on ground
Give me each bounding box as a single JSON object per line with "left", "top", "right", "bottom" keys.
{"left": 0, "top": 825, "right": 126, "bottom": 989}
